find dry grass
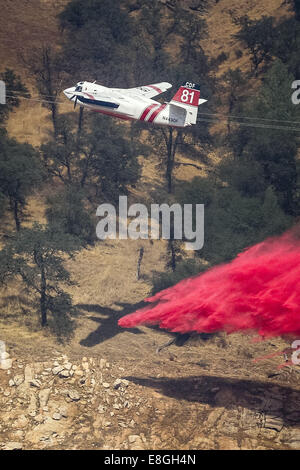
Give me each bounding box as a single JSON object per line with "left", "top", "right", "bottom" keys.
{"left": 201, "top": 0, "right": 292, "bottom": 77}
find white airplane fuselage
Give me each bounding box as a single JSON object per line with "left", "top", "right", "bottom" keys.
{"left": 64, "top": 81, "right": 206, "bottom": 128}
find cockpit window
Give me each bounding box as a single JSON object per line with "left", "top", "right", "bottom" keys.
{"left": 75, "top": 86, "right": 82, "bottom": 92}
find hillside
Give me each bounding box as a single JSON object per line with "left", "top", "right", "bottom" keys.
{"left": 0, "top": 0, "right": 299, "bottom": 451}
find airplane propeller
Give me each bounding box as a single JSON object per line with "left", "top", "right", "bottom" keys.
{"left": 70, "top": 93, "right": 80, "bottom": 109}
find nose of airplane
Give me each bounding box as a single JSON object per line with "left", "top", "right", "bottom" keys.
{"left": 63, "top": 87, "right": 76, "bottom": 99}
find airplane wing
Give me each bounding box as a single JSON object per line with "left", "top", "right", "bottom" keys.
{"left": 118, "top": 82, "right": 173, "bottom": 99}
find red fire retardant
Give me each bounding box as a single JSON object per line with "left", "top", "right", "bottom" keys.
{"left": 119, "top": 230, "right": 300, "bottom": 338}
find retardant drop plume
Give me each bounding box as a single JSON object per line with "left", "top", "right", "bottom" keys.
{"left": 119, "top": 230, "right": 300, "bottom": 338}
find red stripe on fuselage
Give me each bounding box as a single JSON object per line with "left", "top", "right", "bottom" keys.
{"left": 140, "top": 103, "right": 158, "bottom": 121}
{"left": 148, "top": 103, "right": 167, "bottom": 123}
{"left": 148, "top": 85, "right": 163, "bottom": 94}
{"left": 84, "top": 93, "right": 95, "bottom": 100}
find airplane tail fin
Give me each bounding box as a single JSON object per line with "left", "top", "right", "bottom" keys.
{"left": 169, "top": 82, "right": 207, "bottom": 125}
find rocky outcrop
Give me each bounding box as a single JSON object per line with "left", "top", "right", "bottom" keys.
{"left": 0, "top": 349, "right": 299, "bottom": 450}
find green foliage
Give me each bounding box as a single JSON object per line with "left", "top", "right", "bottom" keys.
{"left": 42, "top": 113, "right": 141, "bottom": 201}
{"left": 269, "top": 18, "right": 300, "bottom": 77}
{"left": 229, "top": 61, "right": 300, "bottom": 214}
{"left": 152, "top": 258, "right": 207, "bottom": 295}
{"left": 176, "top": 175, "right": 291, "bottom": 265}
{"left": 87, "top": 115, "right": 142, "bottom": 201}
{"left": 59, "top": 0, "right": 136, "bottom": 85}
{"left": 41, "top": 113, "right": 83, "bottom": 185}
{"left": 23, "top": 46, "right": 64, "bottom": 136}
{"left": 221, "top": 68, "right": 246, "bottom": 118}
{"left": 294, "top": 0, "right": 300, "bottom": 20}
{"left": 0, "top": 224, "right": 79, "bottom": 341}
{"left": 0, "top": 69, "right": 29, "bottom": 124}
{"left": 0, "top": 135, "right": 45, "bottom": 230}
{"left": 233, "top": 15, "right": 275, "bottom": 75}
{"left": 47, "top": 292, "right": 76, "bottom": 343}
{"left": 45, "top": 186, "right": 95, "bottom": 245}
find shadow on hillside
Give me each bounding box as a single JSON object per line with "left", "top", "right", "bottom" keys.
{"left": 0, "top": 295, "right": 35, "bottom": 319}
{"left": 77, "top": 301, "right": 147, "bottom": 347}
{"left": 124, "top": 374, "right": 300, "bottom": 426}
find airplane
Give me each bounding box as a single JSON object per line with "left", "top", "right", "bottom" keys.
{"left": 63, "top": 81, "right": 207, "bottom": 128}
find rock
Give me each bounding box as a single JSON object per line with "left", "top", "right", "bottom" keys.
{"left": 30, "top": 379, "right": 41, "bottom": 388}
{"left": 28, "top": 391, "right": 38, "bottom": 415}
{"left": 74, "top": 369, "right": 84, "bottom": 377}
{"left": 52, "top": 413, "right": 61, "bottom": 421}
{"left": 59, "top": 406, "right": 68, "bottom": 418}
{"left": 14, "top": 415, "right": 29, "bottom": 429}
{"left": 67, "top": 390, "right": 80, "bottom": 401}
{"left": 100, "top": 358, "right": 106, "bottom": 369}
{"left": 1, "top": 352, "right": 10, "bottom": 360}
{"left": 113, "top": 378, "right": 129, "bottom": 390}
{"left": 264, "top": 414, "right": 283, "bottom": 432}
{"left": 3, "top": 441, "right": 23, "bottom": 450}
{"left": 52, "top": 366, "right": 64, "bottom": 375}
{"left": 102, "top": 383, "right": 110, "bottom": 389}
{"left": 34, "top": 414, "right": 45, "bottom": 424}
{"left": 113, "top": 379, "right": 122, "bottom": 389}
{"left": 128, "top": 435, "right": 139, "bottom": 443}
{"left": 9, "top": 379, "right": 15, "bottom": 387}
{"left": 24, "top": 365, "right": 34, "bottom": 384}
{"left": 13, "top": 431, "right": 24, "bottom": 440}
{"left": 0, "top": 359, "right": 12, "bottom": 370}
{"left": 13, "top": 375, "right": 24, "bottom": 386}
{"left": 39, "top": 388, "right": 51, "bottom": 409}
{"left": 59, "top": 370, "right": 70, "bottom": 378}
{"left": 288, "top": 429, "right": 300, "bottom": 449}
{"left": 98, "top": 405, "right": 106, "bottom": 413}
{"left": 63, "top": 362, "right": 72, "bottom": 371}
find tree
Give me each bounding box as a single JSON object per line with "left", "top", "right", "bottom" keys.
{"left": 289, "top": 0, "right": 300, "bottom": 20}
{"left": 88, "top": 116, "right": 142, "bottom": 201}
{"left": 233, "top": 15, "right": 275, "bottom": 76}
{"left": 41, "top": 113, "right": 81, "bottom": 185}
{"left": 220, "top": 68, "right": 246, "bottom": 134}
{"left": 150, "top": 127, "right": 183, "bottom": 194}
{"left": 59, "top": 0, "right": 136, "bottom": 86}
{"left": 0, "top": 69, "right": 29, "bottom": 124}
{"left": 0, "top": 224, "right": 79, "bottom": 340}
{"left": 0, "top": 135, "right": 44, "bottom": 231}
{"left": 177, "top": 176, "right": 291, "bottom": 266}
{"left": 42, "top": 113, "right": 142, "bottom": 201}
{"left": 45, "top": 185, "right": 95, "bottom": 246}
{"left": 23, "top": 45, "right": 64, "bottom": 137}
{"left": 229, "top": 61, "right": 300, "bottom": 214}
{"left": 269, "top": 18, "right": 300, "bottom": 77}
